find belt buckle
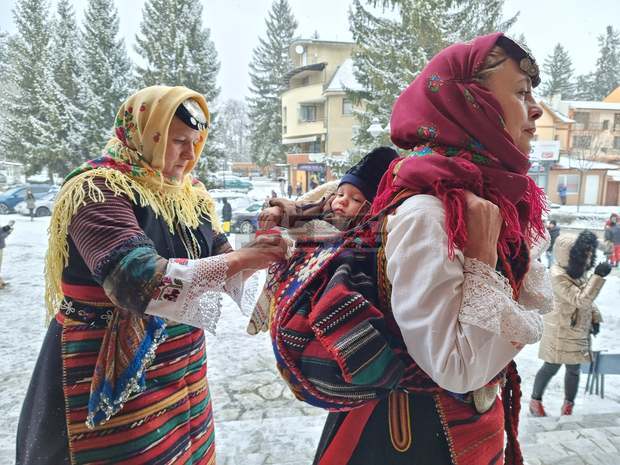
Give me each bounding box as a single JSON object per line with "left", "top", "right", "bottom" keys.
{"left": 472, "top": 384, "right": 499, "bottom": 414}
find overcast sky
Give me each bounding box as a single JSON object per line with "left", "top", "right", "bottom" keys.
{"left": 1, "top": 0, "right": 619, "bottom": 102}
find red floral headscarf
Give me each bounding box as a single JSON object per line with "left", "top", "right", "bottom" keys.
{"left": 372, "top": 32, "right": 546, "bottom": 290}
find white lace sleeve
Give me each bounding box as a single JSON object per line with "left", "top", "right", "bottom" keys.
{"left": 146, "top": 255, "right": 249, "bottom": 334}
{"left": 519, "top": 259, "right": 554, "bottom": 314}
{"left": 459, "top": 258, "right": 543, "bottom": 344}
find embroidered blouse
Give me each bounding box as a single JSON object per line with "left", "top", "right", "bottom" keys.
{"left": 67, "top": 178, "right": 248, "bottom": 333}
{"left": 385, "top": 194, "right": 553, "bottom": 393}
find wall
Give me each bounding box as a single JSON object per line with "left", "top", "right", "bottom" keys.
{"left": 325, "top": 95, "right": 355, "bottom": 153}
{"left": 548, "top": 168, "right": 608, "bottom": 205}
{"left": 282, "top": 83, "right": 326, "bottom": 138}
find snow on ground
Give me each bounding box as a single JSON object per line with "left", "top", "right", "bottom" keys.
{"left": 1, "top": 185, "right": 620, "bottom": 464}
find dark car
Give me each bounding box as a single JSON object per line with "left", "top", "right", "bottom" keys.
{"left": 231, "top": 202, "right": 263, "bottom": 234}
{"left": 0, "top": 184, "right": 54, "bottom": 214}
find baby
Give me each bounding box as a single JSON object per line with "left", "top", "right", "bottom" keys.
{"left": 247, "top": 147, "right": 399, "bottom": 334}
{"left": 259, "top": 146, "right": 399, "bottom": 234}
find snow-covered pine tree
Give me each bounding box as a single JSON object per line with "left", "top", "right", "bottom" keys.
{"left": 541, "top": 44, "right": 575, "bottom": 99}
{"left": 134, "top": 0, "right": 220, "bottom": 102}
{"left": 0, "top": 0, "right": 53, "bottom": 175}
{"left": 34, "top": 0, "right": 87, "bottom": 176}
{"left": 135, "top": 0, "right": 221, "bottom": 172}
{"left": 0, "top": 32, "right": 11, "bottom": 144}
{"left": 81, "top": 0, "right": 132, "bottom": 158}
{"left": 214, "top": 99, "right": 250, "bottom": 163}
{"left": 591, "top": 25, "right": 620, "bottom": 101}
{"left": 347, "top": 0, "right": 429, "bottom": 151}
{"left": 348, "top": 0, "right": 517, "bottom": 151}
{"left": 247, "top": 0, "right": 298, "bottom": 168}
{"left": 573, "top": 74, "right": 596, "bottom": 101}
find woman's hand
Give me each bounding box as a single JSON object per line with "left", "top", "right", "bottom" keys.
{"left": 463, "top": 192, "right": 502, "bottom": 267}
{"left": 258, "top": 206, "right": 283, "bottom": 230}
{"left": 224, "top": 234, "right": 288, "bottom": 276}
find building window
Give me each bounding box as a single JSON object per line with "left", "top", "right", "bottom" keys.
{"left": 557, "top": 174, "right": 580, "bottom": 194}
{"left": 614, "top": 136, "right": 620, "bottom": 150}
{"left": 572, "top": 135, "right": 592, "bottom": 149}
{"left": 342, "top": 98, "right": 353, "bottom": 116}
{"left": 614, "top": 113, "right": 620, "bottom": 132}
{"left": 282, "top": 107, "right": 287, "bottom": 134}
{"left": 603, "top": 120, "right": 610, "bottom": 130}
{"left": 308, "top": 141, "right": 321, "bottom": 153}
{"left": 300, "top": 104, "right": 317, "bottom": 122}
{"left": 573, "top": 111, "right": 590, "bottom": 128}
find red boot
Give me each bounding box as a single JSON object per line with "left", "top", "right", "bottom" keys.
{"left": 529, "top": 399, "right": 547, "bottom": 417}
{"left": 561, "top": 400, "right": 574, "bottom": 416}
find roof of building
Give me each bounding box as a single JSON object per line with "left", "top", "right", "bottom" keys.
{"left": 286, "top": 62, "right": 326, "bottom": 80}
{"left": 291, "top": 38, "right": 355, "bottom": 47}
{"left": 604, "top": 86, "right": 620, "bottom": 103}
{"left": 539, "top": 100, "right": 575, "bottom": 123}
{"left": 555, "top": 155, "right": 620, "bottom": 170}
{"left": 324, "top": 59, "right": 363, "bottom": 93}
{"left": 562, "top": 100, "right": 620, "bottom": 111}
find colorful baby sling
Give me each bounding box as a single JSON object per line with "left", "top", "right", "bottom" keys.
{"left": 269, "top": 191, "right": 525, "bottom": 464}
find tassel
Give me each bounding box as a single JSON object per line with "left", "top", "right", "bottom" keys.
{"left": 503, "top": 361, "right": 524, "bottom": 465}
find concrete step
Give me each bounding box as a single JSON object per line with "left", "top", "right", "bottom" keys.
{"left": 521, "top": 412, "right": 620, "bottom": 465}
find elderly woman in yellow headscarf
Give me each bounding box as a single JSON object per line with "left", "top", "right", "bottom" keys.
{"left": 16, "top": 86, "right": 287, "bottom": 465}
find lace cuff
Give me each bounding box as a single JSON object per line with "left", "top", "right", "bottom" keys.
{"left": 224, "top": 269, "right": 264, "bottom": 317}
{"left": 519, "top": 259, "right": 554, "bottom": 314}
{"left": 145, "top": 256, "right": 229, "bottom": 334}
{"left": 459, "top": 258, "right": 543, "bottom": 345}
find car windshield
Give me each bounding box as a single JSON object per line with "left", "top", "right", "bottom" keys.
{"left": 2, "top": 187, "right": 23, "bottom": 197}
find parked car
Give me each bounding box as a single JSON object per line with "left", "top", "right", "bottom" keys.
{"left": 0, "top": 184, "right": 54, "bottom": 214}
{"left": 207, "top": 174, "right": 253, "bottom": 192}
{"left": 231, "top": 202, "right": 264, "bottom": 234}
{"left": 209, "top": 190, "right": 255, "bottom": 215}
{"left": 15, "top": 192, "right": 56, "bottom": 217}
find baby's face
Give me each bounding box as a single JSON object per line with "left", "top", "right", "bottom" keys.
{"left": 330, "top": 184, "right": 366, "bottom": 218}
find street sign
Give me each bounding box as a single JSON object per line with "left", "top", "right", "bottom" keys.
{"left": 530, "top": 140, "right": 560, "bottom": 161}
{"left": 296, "top": 163, "right": 326, "bottom": 173}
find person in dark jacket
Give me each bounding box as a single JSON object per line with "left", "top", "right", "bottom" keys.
{"left": 546, "top": 220, "right": 560, "bottom": 268}
{"left": 221, "top": 197, "right": 233, "bottom": 236}
{"left": 25, "top": 189, "right": 36, "bottom": 221}
{"left": 604, "top": 213, "right": 620, "bottom": 266}
{"left": 557, "top": 182, "right": 567, "bottom": 205}
{"left": 0, "top": 220, "right": 15, "bottom": 288}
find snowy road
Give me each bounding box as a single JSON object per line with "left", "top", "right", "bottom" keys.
{"left": 1, "top": 206, "right": 620, "bottom": 464}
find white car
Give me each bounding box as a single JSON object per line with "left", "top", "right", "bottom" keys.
{"left": 15, "top": 192, "right": 56, "bottom": 217}
{"left": 209, "top": 190, "right": 258, "bottom": 212}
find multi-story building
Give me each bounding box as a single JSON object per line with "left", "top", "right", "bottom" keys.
{"left": 556, "top": 88, "right": 620, "bottom": 161}
{"left": 539, "top": 87, "right": 620, "bottom": 205}
{"left": 281, "top": 39, "right": 361, "bottom": 191}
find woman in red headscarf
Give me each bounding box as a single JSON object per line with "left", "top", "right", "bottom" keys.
{"left": 293, "top": 33, "right": 555, "bottom": 465}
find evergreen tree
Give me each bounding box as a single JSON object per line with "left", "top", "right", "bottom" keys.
{"left": 35, "top": 0, "right": 87, "bottom": 176}
{"left": 134, "top": 0, "right": 220, "bottom": 102}
{"left": 0, "top": 32, "right": 11, "bottom": 145}
{"left": 573, "top": 74, "right": 596, "bottom": 101}
{"left": 541, "top": 43, "right": 575, "bottom": 99}
{"left": 591, "top": 25, "right": 620, "bottom": 100}
{"left": 348, "top": 0, "right": 518, "bottom": 151}
{"left": 81, "top": 0, "right": 132, "bottom": 158}
{"left": 0, "top": 0, "right": 53, "bottom": 175}
{"left": 214, "top": 99, "right": 250, "bottom": 162}
{"left": 247, "top": 0, "right": 298, "bottom": 167}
